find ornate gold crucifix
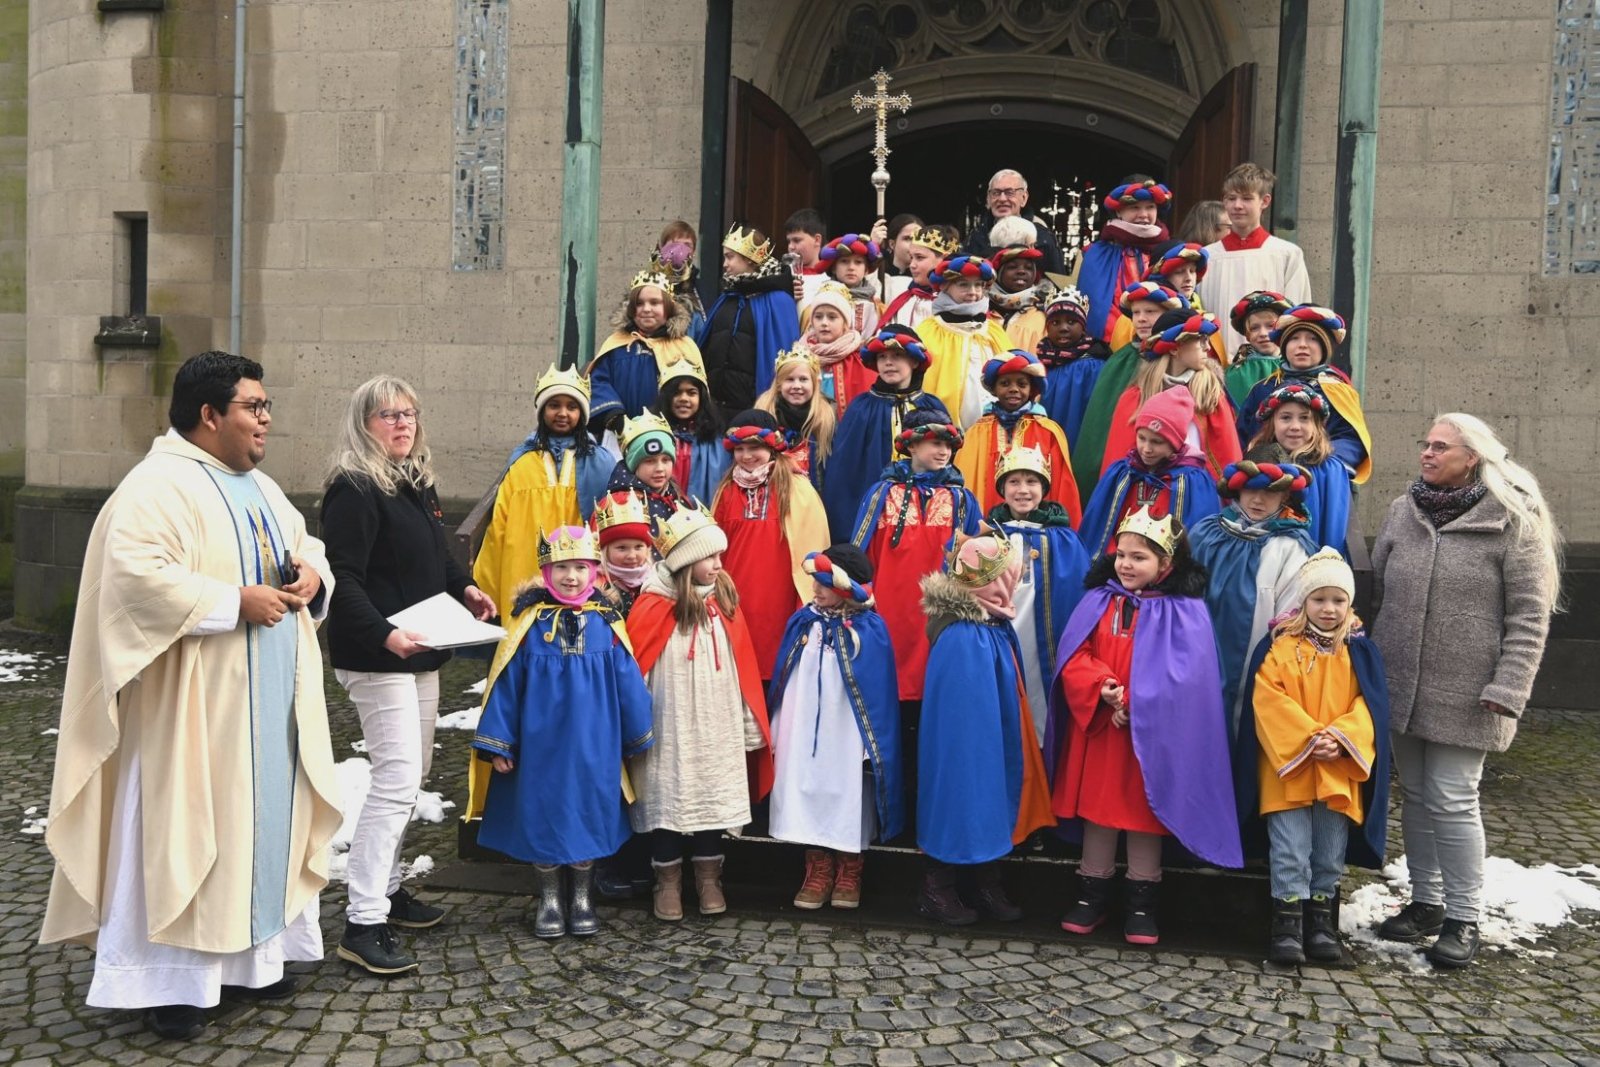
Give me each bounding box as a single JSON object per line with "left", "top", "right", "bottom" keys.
{"left": 851, "top": 69, "right": 912, "bottom": 218}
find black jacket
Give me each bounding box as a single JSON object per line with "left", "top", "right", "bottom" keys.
{"left": 321, "top": 471, "right": 472, "bottom": 673}
{"left": 962, "top": 213, "right": 1067, "bottom": 274}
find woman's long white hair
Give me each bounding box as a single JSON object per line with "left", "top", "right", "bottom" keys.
{"left": 325, "top": 375, "right": 435, "bottom": 495}
{"left": 1433, "top": 412, "right": 1564, "bottom": 611}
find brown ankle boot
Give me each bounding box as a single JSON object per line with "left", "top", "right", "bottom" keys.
{"left": 692, "top": 856, "right": 727, "bottom": 915}
{"left": 831, "top": 853, "right": 863, "bottom": 909}
{"left": 793, "top": 849, "right": 835, "bottom": 910}
{"left": 651, "top": 860, "right": 684, "bottom": 922}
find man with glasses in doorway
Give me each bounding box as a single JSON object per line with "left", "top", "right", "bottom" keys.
{"left": 39, "top": 351, "right": 340, "bottom": 1042}
{"left": 962, "top": 169, "right": 1067, "bottom": 275}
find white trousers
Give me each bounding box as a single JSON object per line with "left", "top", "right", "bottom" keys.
{"left": 335, "top": 669, "right": 440, "bottom": 925}
{"left": 86, "top": 747, "right": 323, "bottom": 1010}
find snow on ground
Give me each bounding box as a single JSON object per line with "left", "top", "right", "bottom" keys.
{"left": 0, "top": 650, "right": 46, "bottom": 684}
{"left": 464, "top": 678, "right": 485, "bottom": 696}
{"left": 435, "top": 707, "right": 481, "bottom": 732}
{"left": 1343, "top": 854, "right": 1600, "bottom": 971}
{"left": 325, "top": 757, "right": 455, "bottom": 883}
{"left": 20, "top": 806, "right": 48, "bottom": 836}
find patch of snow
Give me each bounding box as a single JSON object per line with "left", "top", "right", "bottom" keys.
{"left": 350, "top": 739, "right": 367, "bottom": 753}
{"left": 1342, "top": 854, "right": 1600, "bottom": 971}
{"left": 325, "top": 758, "right": 455, "bottom": 882}
{"left": 435, "top": 707, "right": 481, "bottom": 732}
{"left": 464, "top": 678, "right": 486, "bottom": 695}
{"left": 412, "top": 789, "right": 455, "bottom": 824}
{"left": 0, "top": 650, "right": 44, "bottom": 684}
{"left": 20, "top": 806, "right": 48, "bottom": 836}
{"left": 41, "top": 728, "right": 58, "bottom": 736}
{"left": 400, "top": 854, "right": 435, "bottom": 881}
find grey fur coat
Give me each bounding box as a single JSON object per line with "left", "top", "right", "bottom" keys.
{"left": 1370, "top": 491, "right": 1554, "bottom": 753}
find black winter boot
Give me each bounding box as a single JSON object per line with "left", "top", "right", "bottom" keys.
{"left": 1123, "top": 879, "right": 1160, "bottom": 945}
{"left": 1427, "top": 919, "right": 1480, "bottom": 969}
{"left": 532, "top": 865, "right": 566, "bottom": 938}
{"left": 1268, "top": 898, "right": 1305, "bottom": 964}
{"left": 973, "top": 862, "right": 1023, "bottom": 921}
{"left": 1060, "top": 874, "right": 1115, "bottom": 935}
{"left": 917, "top": 862, "right": 977, "bottom": 926}
{"left": 1377, "top": 899, "right": 1445, "bottom": 942}
{"left": 1303, "top": 896, "right": 1341, "bottom": 962}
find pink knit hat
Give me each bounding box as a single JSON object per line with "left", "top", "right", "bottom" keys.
{"left": 1135, "top": 388, "right": 1194, "bottom": 453}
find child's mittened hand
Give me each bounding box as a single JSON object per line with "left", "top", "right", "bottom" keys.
{"left": 492, "top": 755, "right": 514, "bottom": 773}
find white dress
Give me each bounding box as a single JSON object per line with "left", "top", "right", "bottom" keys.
{"left": 628, "top": 577, "right": 762, "bottom": 835}
{"left": 1004, "top": 526, "right": 1049, "bottom": 746}
{"left": 767, "top": 619, "right": 874, "bottom": 852}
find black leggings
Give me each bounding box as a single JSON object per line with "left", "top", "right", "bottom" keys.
{"left": 651, "top": 829, "right": 724, "bottom": 864}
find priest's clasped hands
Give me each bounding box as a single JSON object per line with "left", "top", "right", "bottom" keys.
{"left": 239, "top": 554, "right": 322, "bottom": 626}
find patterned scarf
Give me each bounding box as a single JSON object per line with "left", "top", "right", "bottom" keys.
{"left": 805, "top": 327, "right": 864, "bottom": 367}
{"left": 1036, "top": 336, "right": 1102, "bottom": 369}
{"left": 988, "top": 280, "right": 1054, "bottom": 314}
{"left": 1410, "top": 477, "right": 1487, "bottom": 528}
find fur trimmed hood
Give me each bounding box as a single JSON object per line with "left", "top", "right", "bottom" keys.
{"left": 611, "top": 285, "right": 693, "bottom": 341}
{"left": 920, "top": 571, "right": 991, "bottom": 646}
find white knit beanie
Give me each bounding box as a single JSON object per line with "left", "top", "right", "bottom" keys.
{"left": 663, "top": 522, "right": 729, "bottom": 575}
{"left": 1297, "top": 547, "right": 1354, "bottom": 602}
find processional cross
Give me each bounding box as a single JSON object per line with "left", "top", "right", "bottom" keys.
{"left": 851, "top": 69, "right": 912, "bottom": 218}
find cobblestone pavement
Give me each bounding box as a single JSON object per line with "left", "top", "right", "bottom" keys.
{"left": 2, "top": 631, "right": 1598, "bottom": 1066}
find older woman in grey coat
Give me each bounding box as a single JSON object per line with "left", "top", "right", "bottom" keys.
{"left": 1370, "top": 413, "right": 1562, "bottom": 969}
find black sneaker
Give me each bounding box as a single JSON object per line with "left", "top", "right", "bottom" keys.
{"left": 1427, "top": 919, "right": 1481, "bottom": 969}
{"left": 144, "top": 1004, "right": 206, "bottom": 1041}
{"left": 387, "top": 887, "right": 446, "bottom": 929}
{"left": 222, "top": 974, "right": 300, "bottom": 1001}
{"left": 337, "top": 921, "right": 418, "bottom": 976}
{"left": 1377, "top": 900, "right": 1446, "bottom": 943}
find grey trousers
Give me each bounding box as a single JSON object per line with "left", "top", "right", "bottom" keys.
{"left": 1390, "top": 731, "right": 1488, "bottom": 922}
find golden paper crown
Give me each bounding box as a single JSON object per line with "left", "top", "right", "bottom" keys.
{"left": 949, "top": 535, "right": 1016, "bottom": 588}
{"left": 912, "top": 226, "right": 958, "bottom": 257}
{"left": 774, "top": 345, "right": 821, "bottom": 378}
{"left": 657, "top": 354, "right": 706, "bottom": 387}
{"left": 995, "top": 444, "right": 1051, "bottom": 487}
{"left": 654, "top": 501, "right": 718, "bottom": 558}
{"left": 534, "top": 363, "right": 591, "bottom": 402}
{"left": 630, "top": 268, "right": 673, "bottom": 294}
{"left": 620, "top": 409, "right": 673, "bottom": 450}
{"left": 1116, "top": 505, "right": 1179, "bottom": 555}
{"left": 723, "top": 224, "right": 773, "bottom": 265}
{"left": 592, "top": 490, "right": 652, "bottom": 533}
{"left": 537, "top": 525, "right": 599, "bottom": 567}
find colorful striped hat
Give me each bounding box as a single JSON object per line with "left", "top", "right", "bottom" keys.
{"left": 981, "top": 349, "right": 1047, "bottom": 395}
{"left": 1255, "top": 382, "right": 1329, "bottom": 423}
{"left": 929, "top": 254, "right": 995, "bottom": 288}
{"left": 1119, "top": 280, "right": 1188, "bottom": 314}
{"left": 895, "top": 410, "right": 964, "bottom": 456}
{"left": 1218, "top": 457, "right": 1312, "bottom": 499}
{"left": 1270, "top": 304, "right": 1348, "bottom": 354}
{"left": 989, "top": 244, "right": 1045, "bottom": 273}
{"left": 819, "top": 232, "right": 881, "bottom": 268}
{"left": 860, "top": 325, "right": 930, "bottom": 370}
{"left": 1148, "top": 242, "right": 1210, "bottom": 282}
{"left": 722, "top": 409, "right": 786, "bottom": 453}
{"left": 1143, "top": 311, "right": 1220, "bottom": 359}
{"left": 804, "top": 546, "right": 875, "bottom": 605}
{"left": 1103, "top": 179, "right": 1173, "bottom": 214}
{"left": 1229, "top": 290, "right": 1293, "bottom": 335}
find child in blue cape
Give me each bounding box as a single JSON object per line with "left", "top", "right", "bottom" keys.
{"left": 768, "top": 545, "right": 903, "bottom": 911}
{"left": 1188, "top": 447, "right": 1317, "bottom": 744}
{"left": 656, "top": 358, "right": 727, "bottom": 501}
{"left": 1036, "top": 287, "right": 1111, "bottom": 449}
{"left": 984, "top": 445, "right": 1091, "bottom": 744}
{"left": 1245, "top": 383, "right": 1355, "bottom": 555}
{"left": 471, "top": 526, "right": 655, "bottom": 939}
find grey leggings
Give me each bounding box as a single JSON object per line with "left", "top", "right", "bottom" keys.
{"left": 1390, "top": 732, "right": 1488, "bottom": 922}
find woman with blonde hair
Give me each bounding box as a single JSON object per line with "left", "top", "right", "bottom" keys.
{"left": 321, "top": 375, "right": 495, "bottom": 976}
{"left": 1099, "top": 308, "right": 1241, "bottom": 480}
{"left": 1370, "top": 412, "right": 1562, "bottom": 969}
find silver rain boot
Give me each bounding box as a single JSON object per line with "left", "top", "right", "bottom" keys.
{"left": 567, "top": 862, "right": 600, "bottom": 937}
{"left": 532, "top": 865, "right": 566, "bottom": 938}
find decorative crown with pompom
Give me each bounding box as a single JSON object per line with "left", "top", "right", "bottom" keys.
{"left": 537, "top": 525, "right": 599, "bottom": 568}
{"left": 948, "top": 535, "right": 1016, "bottom": 588}
{"left": 592, "top": 491, "right": 652, "bottom": 535}
{"left": 722, "top": 224, "right": 772, "bottom": 265}
{"left": 1115, "top": 505, "right": 1179, "bottom": 556}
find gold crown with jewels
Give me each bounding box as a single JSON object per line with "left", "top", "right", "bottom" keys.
{"left": 911, "top": 226, "right": 958, "bottom": 257}
{"left": 774, "top": 345, "right": 821, "bottom": 377}
{"left": 657, "top": 354, "right": 706, "bottom": 387}
{"left": 620, "top": 409, "right": 673, "bottom": 450}
{"left": 630, "top": 268, "right": 673, "bottom": 294}
{"left": 948, "top": 534, "right": 1016, "bottom": 588}
{"left": 592, "top": 491, "right": 653, "bottom": 534}
{"left": 537, "top": 525, "right": 599, "bottom": 567}
{"left": 654, "top": 501, "right": 718, "bottom": 558}
{"left": 722, "top": 224, "right": 773, "bottom": 265}
{"left": 994, "top": 444, "right": 1050, "bottom": 486}
{"left": 1116, "top": 505, "right": 1179, "bottom": 555}
{"left": 535, "top": 363, "right": 591, "bottom": 401}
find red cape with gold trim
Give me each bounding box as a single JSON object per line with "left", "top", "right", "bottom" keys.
{"left": 627, "top": 590, "right": 775, "bottom": 801}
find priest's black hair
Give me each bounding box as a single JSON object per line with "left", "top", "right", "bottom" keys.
{"left": 170, "top": 351, "right": 264, "bottom": 432}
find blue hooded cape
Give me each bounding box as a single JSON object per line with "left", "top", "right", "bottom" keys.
{"left": 768, "top": 605, "right": 905, "bottom": 842}
{"left": 1045, "top": 581, "right": 1244, "bottom": 868}
{"left": 1041, "top": 354, "right": 1108, "bottom": 450}
{"left": 1078, "top": 454, "right": 1222, "bottom": 560}
{"left": 698, "top": 288, "right": 802, "bottom": 400}
{"left": 1301, "top": 455, "right": 1352, "bottom": 556}
{"left": 1232, "top": 630, "right": 1392, "bottom": 868}
{"left": 821, "top": 388, "right": 951, "bottom": 543}
{"left": 988, "top": 505, "right": 1092, "bottom": 700}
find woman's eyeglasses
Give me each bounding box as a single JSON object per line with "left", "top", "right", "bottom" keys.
{"left": 1416, "top": 440, "right": 1459, "bottom": 455}
{"left": 376, "top": 408, "right": 421, "bottom": 425}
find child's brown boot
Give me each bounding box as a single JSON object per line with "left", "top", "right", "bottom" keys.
{"left": 692, "top": 856, "right": 727, "bottom": 915}
{"left": 831, "top": 853, "right": 863, "bottom": 909}
{"left": 651, "top": 859, "right": 684, "bottom": 922}
{"left": 793, "top": 849, "right": 835, "bottom": 910}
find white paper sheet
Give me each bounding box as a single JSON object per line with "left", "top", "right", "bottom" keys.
{"left": 386, "top": 592, "right": 506, "bottom": 650}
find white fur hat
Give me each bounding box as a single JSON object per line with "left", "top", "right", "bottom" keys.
{"left": 1297, "top": 547, "right": 1354, "bottom": 603}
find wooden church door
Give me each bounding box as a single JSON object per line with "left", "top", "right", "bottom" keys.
{"left": 1167, "top": 64, "right": 1257, "bottom": 224}
{"left": 724, "top": 78, "right": 822, "bottom": 242}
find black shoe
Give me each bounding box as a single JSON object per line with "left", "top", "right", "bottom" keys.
{"left": 222, "top": 974, "right": 300, "bottom": 1001}
{"left": 1060, "top": 874, "right": 1115, "bottom": 934}
{"left": 1377, "top": 899, "right": 1446, "bottom": 943}
{"left": 1268, "top": 898, "right": 1306, "bottom": 965}
{"left": 1123, "top": 879, "right": 1160, "bottom": 945}
{"left": 337, "top": 921, "right": 418, "bottom": 976}
{"left": 594, "top": 863, "right": 640, "bottom": 901}
{"left": 1427, "top": 919, "right": 1480, "bottom": 969}
{"left": 972, "top": 863, "right": 1023, "bottom": 922}
{"left": 1303, "top": 897, "right": 1341, "bottom": 963}
{"left": 144, "top": 1004, "right": 206, "bottom": 1041}
{"left": 916, "top": 865, "right": 978, "bottom": 926}
{"left": 387, "top": 886, "right": 446, "bottom": 929}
